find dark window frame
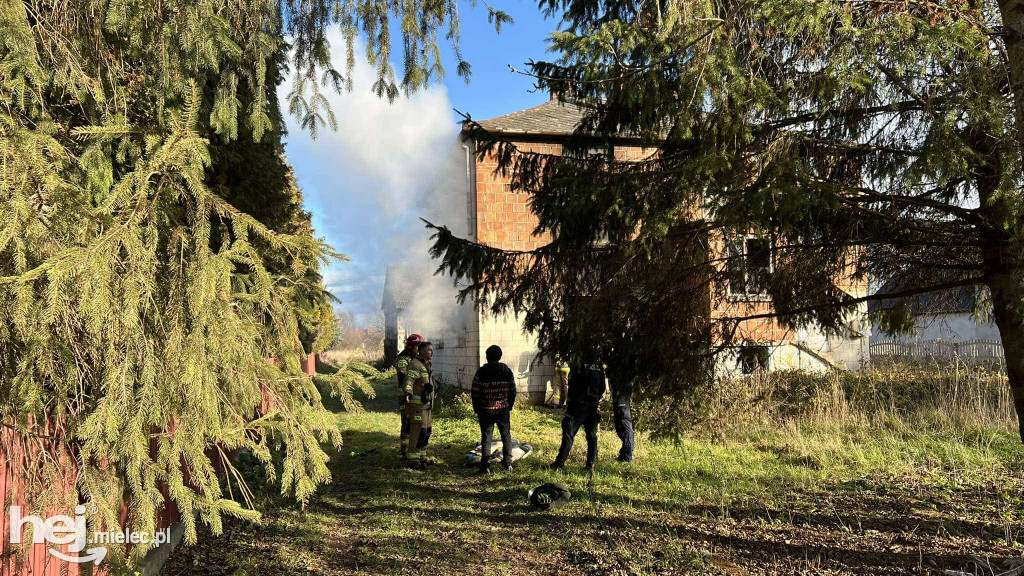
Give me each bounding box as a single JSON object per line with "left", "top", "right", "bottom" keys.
{"left": 727, "top": 234, "right": 773, "bottom": 299}
{"left": 737, "top": 345, "right": 770, "bottom": 374}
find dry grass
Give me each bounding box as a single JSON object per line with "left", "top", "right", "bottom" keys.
{"left": 320, "top": 344, "right": 382, "bottom": 366}
{"left": 658, "top": 362, "right": 1017, "bottom": 438}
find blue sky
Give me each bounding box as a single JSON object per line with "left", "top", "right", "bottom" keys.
{"left": 281, "top": 2, "right": 559, "bottom": 325}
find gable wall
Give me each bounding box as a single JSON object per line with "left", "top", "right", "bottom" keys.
{"left": 473, "top": 139, "right": 662, "bottom": 400}
{"left": 473, "top": 140, "right": 560, "bottom": 400}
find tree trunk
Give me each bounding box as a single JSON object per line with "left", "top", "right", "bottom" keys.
{"left": 999, "top": 1, "right": 1024, "bottom": 160}
{"left": 986, "top": 275, "right": 1024, "bottom": 443}
{"left": 991, "top": 3, "right": 1024, "bottom": 440}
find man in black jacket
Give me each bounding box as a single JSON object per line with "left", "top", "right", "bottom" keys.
{"left": 608, "top": 368, "right": 635, "bottom": 463}
{"left": 603, "top": 345, "right": 636, "bottom": 463}
{"left": 548, "top": 357, "right": 606, "bottom": 471}
{"left": 471, "top": 345, "right": 517, "bottom": 473}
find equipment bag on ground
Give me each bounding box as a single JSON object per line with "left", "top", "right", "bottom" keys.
{"left": 463, "top": 438, "right": 533, "bottom": 466}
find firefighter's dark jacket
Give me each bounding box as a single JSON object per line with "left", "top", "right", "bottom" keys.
{"left": 566, "top": 365, "right": 606, "bottom": 410}
{"left": 471, "top": 362, "right": 517, "bottom": 414}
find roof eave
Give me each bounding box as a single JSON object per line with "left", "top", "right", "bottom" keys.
{"left": 462, "top": 124, "right": 657, "bottom": 142}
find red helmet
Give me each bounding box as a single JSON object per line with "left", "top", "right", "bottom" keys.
{"left": 405, "top": 334, "right": 424, "bottom": 346}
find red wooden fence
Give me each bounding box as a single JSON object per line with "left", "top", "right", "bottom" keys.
{"left": 1, "top": 422, "right": 182, "bottom": 576}
{"left": 301, "top": 352, "right": 316, "bottom": 376}
{"left": 1, "top": 422, "right": 87, "bottom": 576}
{"left": 1, "top": 355, "right": 313, "bottom": 575}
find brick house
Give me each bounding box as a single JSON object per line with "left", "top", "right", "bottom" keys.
{"left": 383, "top": 96, "right": 869, "bottom": 401}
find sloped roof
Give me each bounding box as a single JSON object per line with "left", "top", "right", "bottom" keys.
{"left": 867, "top": 276, "right": 976, "bottom": 315}
{"left": 382, "top": 265, "right": 415, "bottom": 311}
{"left": 473, "top": 99, "right": 589, "bottom": 136}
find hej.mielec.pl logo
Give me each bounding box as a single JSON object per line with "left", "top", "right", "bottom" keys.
{"left": 8, "top": 505, "right": 172, "bottom": 565}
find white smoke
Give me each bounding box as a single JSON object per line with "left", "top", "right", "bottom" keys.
{"left": 393, "top": 139, "right": 473, "bottom": 337}
{"left": 279, "top": 28, "right": 470, "bottom": 333}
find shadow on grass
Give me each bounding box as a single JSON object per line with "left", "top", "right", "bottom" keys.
{"left": 162, "top": 371, "right": 1024, "bottom": 576}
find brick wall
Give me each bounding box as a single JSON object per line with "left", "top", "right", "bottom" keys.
{"left": 474, "top": 141, "right": 658, "bottom": 249}
{"left": 475, "top": 141, "right": 557, "bottom": 250}
{"left": 426, "top": 301, "right": 479, "bottom": 391}
{"left": 709, "top": 232, "right": 871, "bottom": 373}
{"left": 471, "top": 140, "right": 661, "bottom": 400}
{"left": 472, "top": 134, "right": 868, "bottom": 377}
{"left": 473, "top": 139, "right": 579, "bottom": 400}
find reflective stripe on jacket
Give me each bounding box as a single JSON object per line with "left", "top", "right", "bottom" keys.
{"left": 406, "top": 357, "right": 434, "bottom": 406}
{"left": 554, "top": 354, "right": 570, "bottom": 372}
{"left": 395, "top": 349, "right": 416, "bottom": 397}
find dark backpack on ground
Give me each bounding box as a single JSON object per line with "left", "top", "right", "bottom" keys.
{"left": 528, "top": 482, "right": 572, "bottom": 510}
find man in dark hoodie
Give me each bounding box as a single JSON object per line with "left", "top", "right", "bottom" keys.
{"left": 471, "top": 345, "right": 517, "bottom": 473}
{"left": 548, "top": 352, "right": 606, "bottom": 472}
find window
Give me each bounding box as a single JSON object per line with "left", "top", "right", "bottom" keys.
{"left": 738, "top": 346, "right": 770, "bottom": 374}
{"left": 727, "top": 236, "right": 772, "bottom": 297}
{"left": 564, "top": 145, "right": 608, "bottom": 160}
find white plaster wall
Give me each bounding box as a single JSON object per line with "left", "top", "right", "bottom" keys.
{"left": 718, "top": 342, "right": 830, "bottom": 377}
{"left": 870, "top": 313, "right": 1001, "bottom": 343}
{"left": 827, "top": 305, "right": 871, "bottom": 370}
{"left": 477, "top": 310, "right": 553, "bottom": 400}
{"left": 717, "top": 306, "right": 870, "bottom": 375}
{"left": 771, "top": 344, "right": 831, "bottom": 373}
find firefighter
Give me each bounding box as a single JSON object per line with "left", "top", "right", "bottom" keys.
{"left": 546, "top": 354, "right": 605, "bottom": 471}
{"left": 396, "top": 334, "right": 423, "bottom": 459}
{"left": 405, "top": 341, "right": 437, "bottom": 467}
{"left": 553, "top": 354, "right": 570, "bottom": 408}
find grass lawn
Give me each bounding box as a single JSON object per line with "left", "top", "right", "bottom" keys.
{"left": 161, "top": 371, "right": 1024, "bottom": 575}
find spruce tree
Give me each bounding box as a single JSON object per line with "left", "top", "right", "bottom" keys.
{"left": 429, "top": 1, "right": 1024, "bottom": 439}
{"left": 0, "top": 0, "right": 493, "bottom": 566}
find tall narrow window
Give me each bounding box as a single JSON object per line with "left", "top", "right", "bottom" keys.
{"left": 727, "top": 235, "right": 772, "bottom": 297}
{"left": 727, "top": 238, "right": 747, "bottom": 295}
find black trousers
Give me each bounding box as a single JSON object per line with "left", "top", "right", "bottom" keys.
{"left": 417, "top": 426, "right": 432, "bottom": 450}
{"left": 478, "top": 410, "right": 512, "bottom": 467}
{"left": 554, "top": 407, "right": 599, "bottom": 467}
{"left": 613, "top": 394, "right": 634, "bottom": 460}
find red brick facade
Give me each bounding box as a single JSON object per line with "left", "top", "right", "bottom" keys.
{"left": 470, "top": 133, "right": 869, "bottom": 355}
{"left": 474, "top": 141, "right": 559, "bottom": 251}
{"left": 398, "top": 99, "right": 867, "bottom": 389}
{"left": 474, "top": 140, "right": 659, "bottom": 249}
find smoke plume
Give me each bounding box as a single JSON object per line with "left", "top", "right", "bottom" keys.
{"left": 279, "top": 29, "right": 469, "bottom": 331}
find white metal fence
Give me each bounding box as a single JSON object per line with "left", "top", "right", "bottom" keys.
{"left": 869, "top": 339, "right": 1004, "bottom": 366}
